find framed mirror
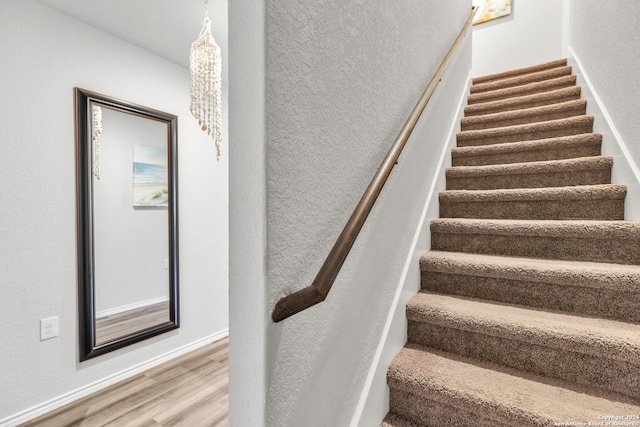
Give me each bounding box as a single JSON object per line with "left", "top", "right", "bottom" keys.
{"left": 75, "top": 88, "right": 179, "bottom": 361}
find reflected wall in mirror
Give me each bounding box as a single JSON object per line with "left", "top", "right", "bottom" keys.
{"left": 75, "top": 88, "right": 179, "bottom": 361}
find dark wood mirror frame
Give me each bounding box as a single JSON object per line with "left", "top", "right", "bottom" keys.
{"left": 75, "top": 87, "right": 179, "bottom": 361}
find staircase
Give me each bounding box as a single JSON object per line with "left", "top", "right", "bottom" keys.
{"left": 382, "top": 59, "right": 640, "bottom": 426}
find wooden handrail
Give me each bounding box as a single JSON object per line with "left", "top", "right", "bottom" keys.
{"left": 272, "top": 6, "right": 478, "bottom": 323}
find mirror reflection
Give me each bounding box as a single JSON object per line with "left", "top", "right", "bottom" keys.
{"left": 75, "top": 88, "right": 179, "bottom": 361}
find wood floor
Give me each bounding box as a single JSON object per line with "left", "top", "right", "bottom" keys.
{"left": 95, "top": 301, "right": 171, "bottom": 345}
{"left": 20, "top": 337, "right": 229, "bottom": 427}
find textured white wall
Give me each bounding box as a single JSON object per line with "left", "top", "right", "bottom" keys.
{"left": 569, "top": 1, "right": 640, "bottom": 164}
{"left": 228, "top": 0, "right": 268, "bottom": 425}
{"left": 0, "top": 1, "right": 228, "bottom": 421}
{"left": 472, "top": 0, "right": 564, "bottom": 77}
{"left": 262, "top": 1, "right": 470, "bottom": 425}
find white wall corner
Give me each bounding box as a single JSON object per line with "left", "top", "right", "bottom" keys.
{"left": 228, "top": 0, "right": 268, "bottom": 425}
{"left": 567, "top": 48, "right": 640, "bottom": 220}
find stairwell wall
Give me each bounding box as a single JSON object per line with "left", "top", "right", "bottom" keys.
{"left": 569, "top": 1, "right": 640, "bottom": 153}
{"left": 568, "top": 1, "right": 640, "bottom": 219}
{"left": 229, "top": 1, "right": 471, "bottom": 425}
{"left": 472, "top": 0, "right": 566, "bottom": 77}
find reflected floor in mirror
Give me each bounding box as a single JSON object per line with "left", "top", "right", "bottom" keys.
{"left": 96, "top": 301, "right": 171, "bottom": 345}
{"left": 20, "top": 337, "right": 228, "bottom": 427}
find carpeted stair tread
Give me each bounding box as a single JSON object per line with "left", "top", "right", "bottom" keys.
{"left": 387, "top": 345, "right": 640, "bottom": 427}
{"left": 420, "top": 251, "right": 640, "bottom": 323}
{"left": 472, "top": 58, "right": 568, "bottom": 85}
{"left": 407, "top": 291, "right": 640, "bottom": 362}
{"left": 439, "top": 184, "right": 625, "bottom": 220}
{"left": 406, "top": 292, "right": 640, "bottom": 398}
{"left": 431, "top": 217, "right": 640, "bottom": 239}
{"left": 381, "top": 413, "right": 422, "bottom": 427}
{"left": 430, "top": 218, "right": 640, "bottom": 264}
{"left": 446, "top": 156, "right": 612, "bottom": 190}
{"left": 464, "top": 86, "right": 582, "bottom": 117}
{"left": 456, "top": 115, "right": 594, "bottom": 147}
{"left": 440, "top": 184, "right": 625, "bottom": 203}
{"left": 460, "top": 99, "right": 587, "bottom": 131}
{"left": 421, "top": 250, "right": 640, "bottom": 293}
{"left": 467, "top": 75, "right": 577, "bottom": 105}
{"left": 451, "top": 133, "right": 602, "bottom": 166}
{"left": 470, "top": 66, "right": 572, "bottom": 94}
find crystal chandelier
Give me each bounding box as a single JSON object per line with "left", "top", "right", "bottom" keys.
{"left": 190, "top": 1, "right": 223, "bottom": 160}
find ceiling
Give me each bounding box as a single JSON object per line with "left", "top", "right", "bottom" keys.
{"left": 35, "top": 0, "right": 228, "bottom": 79}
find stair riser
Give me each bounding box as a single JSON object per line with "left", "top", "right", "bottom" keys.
{"left": 439, "top": 198, "right": 624, "bottom": 220}
{"left": 472, "top": 59, "right": 568, "bottom": 85}
{"left": 421, "top": 271, "right": 640, "bottom": 324}
{"left": 461, "top": 103, "right": 586, "bottom": 131}
{"left": 408, "top": 321, "right": 640, "bottom": 400}
{"left": 430, "top": 232, "right": 640, "bottom": 264}
{"left": 464, "top": 90, "right": 581, "bottom": 117}
{"left": 446, "top": 168, "right": 612, "bottom": 190}
{"left": 388, "top": 388, "right": 517, "bottom": 427}
{"left": 467, "top": 76, "right": 577, "bottom": 105}
{"left": 470, "top": 67, "right": 572, "bottom": 94}
{"left": 457, "top": 122, "right": 593, "bottom": 147}
{"left": 452, "top": 144, "right": 601, "bottom": 166}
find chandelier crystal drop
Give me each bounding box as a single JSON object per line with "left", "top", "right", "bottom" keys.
{"left": 190, "top": 11, "right": 223, "bottom": 160}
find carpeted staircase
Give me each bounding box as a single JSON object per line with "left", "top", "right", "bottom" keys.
{"left": 382, "top": 59, "right": 640, "bottom": 427}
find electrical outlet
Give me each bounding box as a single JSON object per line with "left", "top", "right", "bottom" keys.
{"left": 164, "top": 259, "right": 169, "bottom": 269}
{"left": 40, "top": 316, "right": 58, "bottom": 341}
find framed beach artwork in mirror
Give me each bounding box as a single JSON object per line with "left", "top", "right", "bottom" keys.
{"left": 75, "top": 88, "right": 179, "bottom": 361}
{"left": 473, "top": 0, "right": 512, "bottom": 25}
{"left": 133, "top": 145, "right": 169, "bottom": 207}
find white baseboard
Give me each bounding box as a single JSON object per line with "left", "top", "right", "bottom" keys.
{"left": 0, "top": 329, "right": 229, "bottom": 427}
{"left": 96, "top": 295, "right": 170, "bottom": 319}
{"left": 567, "top": 47, "right": 640, "bottom": 220}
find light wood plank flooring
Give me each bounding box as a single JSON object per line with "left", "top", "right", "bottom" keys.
{"left": 20, "top": 337, "right": 228, "bottom": 427}
{"left": 95, "top": 301, "right": 171, "bottom": 345}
